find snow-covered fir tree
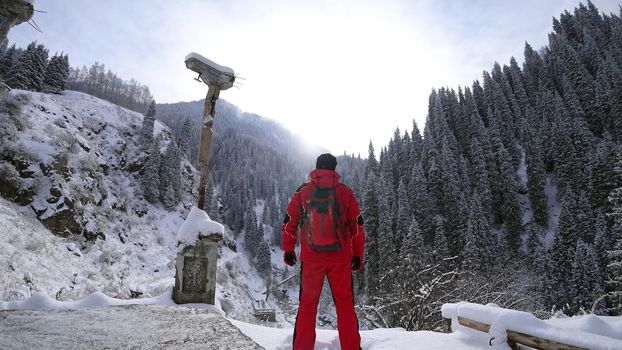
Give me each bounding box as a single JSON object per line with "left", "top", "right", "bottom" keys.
{"left": 345, "top": 2, "right": 622, "bottom": 325}
{"left": 256, "top": 235, "right": 272, "bottom": 281}
{"left": 67, "top": 62, "right": 153, "bottom": 113}
{"left": 0, "top": 43, "right": 19, "bottom": 79}
{"left": 159, "top": 139, "right": 181, "bottom": 210}
{"left": 605, "top": 149, "right": 622, "bottom": 315}
{"left": 43, "top": 53, "right": 70, "bottom": 94}
{"left": 141, "top": 136, "right": 161, "bottom": 204}
{"left": 178, "top": 118, "right": 193, "bottom": 160}
{"left": 139, "top": 101, "right": 156, "bottom": 151}
{"left": 6, "top": 41, "right": 48, "bottom": 91}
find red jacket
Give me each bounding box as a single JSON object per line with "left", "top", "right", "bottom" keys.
{"left": 282, "top": 169, "right": 365, "bottom": 264}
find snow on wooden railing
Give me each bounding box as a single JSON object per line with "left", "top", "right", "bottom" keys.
{"left": 441, "top": 302, "right": 622, "bottom": 350}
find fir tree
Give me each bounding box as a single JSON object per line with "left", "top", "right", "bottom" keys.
{"left": 159, "top": 140, "right": 181, "bottom": 210}
{"left": 376, "top": 175, "right": 397, "bottom": 286}
{"left": 6, "top": 41, "right": 48, "bottom": 91}
{"left": 178, "top": 118, "right": 193, "bottom": 160}
{"left": 140, "top": 101, "right": 156, "bottom": 151}
{"left": 363, "top": 172, "right": 380, "bottom": 297}
{"left": 400, "top": 218, "right": 427, "bottom": 288}
{"left": 43, "top": 53, "right": 69, "bottom": 93}
{"left": 409, "top": 161, "right": 432, "bottom": 242}
{"left": 432, "top": 215, "right": 450, "bottom": 271}
{"left": 463, "top": 193, "right": 495, "bottom": 272}
{"left": 592, "top": 136, "right": 620, "bottom": 212}
{"left": 395, "top": 178, "right": 410, "bottom": 252}
{"left": 469, "top": 137, "right": 492, "bottom": 215}
{"left": 400, "top": 219, "right": 429, "bottom": 278}
{"left": 142, "top": 137, "right": 161, "bottom": 203}
{"left": 496, "top": 144, "right": 522, "bottom": 252}
{"left": 0, "top": 43, "right": 17, "bottom": 79}
{"left": 570, "top": 240, "right": 603, "bottom": 313}
{"left": 605, "top": 151, "right": 622, "bottom": 314}
{"left": 244, "top": 210, "right": 260, "bottom": 258}
{"left": 524, "top": 125, "right": 548, "bottom": 226}
{"left": 204, "top": 175, "right": 219, "bottom": 219}
{"left": 256, "top": 231, "right": 272, "bottom": 280}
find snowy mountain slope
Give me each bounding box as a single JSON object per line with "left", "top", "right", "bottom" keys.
{"left": 0, "top": 90, "right": 276, "bottom": 322}
{"left": 157, "top": 98, "right": 326, "bottom": 164}
{"left": 0, "top": 196, "right": 82, "bottom": 301}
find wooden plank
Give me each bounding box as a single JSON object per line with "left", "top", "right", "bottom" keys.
{"left": 455, "top": 316, "right": 589, "bottom": 350}
{"left": 458, "top": 316, "right": 490, "bottom": 333}
{"left": 507, "top": 330, "right": 588, "bottom": 350}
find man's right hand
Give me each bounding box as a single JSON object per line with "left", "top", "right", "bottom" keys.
{"left": 284, "top": 251, "right": 297, "bottom": 266}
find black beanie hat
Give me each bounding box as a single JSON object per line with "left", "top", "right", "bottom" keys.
{"left": 316, "top": 153, "right": 337, "bottom": 170}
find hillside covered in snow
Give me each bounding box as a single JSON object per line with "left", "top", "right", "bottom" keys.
{"left": 0, "top": 89, "right": 287, "bottom": 323}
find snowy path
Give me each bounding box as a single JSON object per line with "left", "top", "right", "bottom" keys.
{"left": 0, "top": 302, "right": 482, "bottom": 350}
{"left": 229, "top": 319, "right": 483, "bottom": 350}
{"left": 0, "top": 305, "right": 263, "bottom": 350}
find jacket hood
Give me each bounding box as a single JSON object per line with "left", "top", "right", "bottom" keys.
{"left": 309, "top": 169, "right": 341, "bottom": 188}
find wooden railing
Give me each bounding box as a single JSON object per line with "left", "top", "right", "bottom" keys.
{"left": 440, "top": 302, "right": 622, "bottom": 350}
{"left": 446, "top": 315, "right": 587, "bottom": 350}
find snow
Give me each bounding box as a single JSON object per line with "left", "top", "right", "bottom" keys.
{"left": 1, "top": 305, "right": 261, "bottom": 350}
{"left": 442, "top": 302, "right": 622, "bottom": 350}
{"left": 546, "top": 314, "right": 622, "bottom": 341}
{"left": 230, "top": 319, "right": 484, "bottom": 350}
{"left": 3, "top": 294, "right": 620, "bottom": 350}
{"left": 185, "top": 52, "right": 234, "bottom": 74}
{"left": 0, "top": 196, "right": 83, "bottom": 301}
{"left": 0, "top": 288, "right": 223, "bottom": 315}
{"left": 176, "top": 206, "right": 224, "bottom": 250}
{"left": 1, "top": 289, "right": 484, "bottom": 349}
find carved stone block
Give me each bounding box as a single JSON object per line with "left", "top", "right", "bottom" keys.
{"left": 173, "top": 235, "right": 221, "bottom": 304}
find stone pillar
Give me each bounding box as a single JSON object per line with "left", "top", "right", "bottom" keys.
{"left": 173, "top": 233, "right": 222, "bottom": 304}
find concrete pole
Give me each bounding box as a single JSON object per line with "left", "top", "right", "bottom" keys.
{"left": 196, "top": 85, "right": 220, "bottom": 210}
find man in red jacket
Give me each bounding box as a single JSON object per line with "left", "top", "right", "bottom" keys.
{"left": 282, "top": 153, "right": 365, "bottom": 350}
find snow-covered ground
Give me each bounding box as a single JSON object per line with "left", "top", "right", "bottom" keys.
{"left": 0, "top": 305, "right": 261, "bottom": 350}
{"left": 3, "top": 290, "right": 621, "bottom": 350}
{"left": 0, "top": 288, "right": 480, "bottom": 350}
{"left": 231, "top": 319, "right": 483, "bottom": 350}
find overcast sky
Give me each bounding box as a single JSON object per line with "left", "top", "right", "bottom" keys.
{"left": 9, "top": 0, "right": 622, "bottom": 156}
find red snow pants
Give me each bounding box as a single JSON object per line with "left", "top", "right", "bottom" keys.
{"left": 293, "top": 261, "right": 361, "bottom": 350}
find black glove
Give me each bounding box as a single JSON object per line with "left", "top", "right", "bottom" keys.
{"left": 351, "top": 256, "right": 362, "bottom": 271}
{"left": 284, "top": 251, "right": 297, "bottom": 266}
